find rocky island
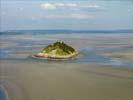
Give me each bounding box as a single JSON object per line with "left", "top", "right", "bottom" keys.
{"left": 33, "top": 41, "right": 79, "bottom": 59}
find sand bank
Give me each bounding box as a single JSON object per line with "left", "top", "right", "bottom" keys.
{"left": 0, "top": 60, "right": 133, "bottom": 100}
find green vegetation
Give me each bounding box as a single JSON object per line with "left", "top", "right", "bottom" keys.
{"left": 41, "top": 41, "right": 76, "bottom": 56}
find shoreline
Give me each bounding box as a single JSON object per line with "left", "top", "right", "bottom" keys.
{"left": 32, "top": 52, "right": 79, "bottom": 60}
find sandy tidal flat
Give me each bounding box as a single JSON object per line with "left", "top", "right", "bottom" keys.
{"left": 0, "top": 61, "right": 133, "bottom": 100}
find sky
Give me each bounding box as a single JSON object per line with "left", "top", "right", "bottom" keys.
{"left": 0, "top": 0, "right": 133, "bottom": 31}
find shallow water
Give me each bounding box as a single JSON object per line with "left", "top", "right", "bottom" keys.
{"left": 0, "top": 32, "right": 133, "bottom": 100}
{"left": 0, "top": 32, "right": 133, "bottom": 67}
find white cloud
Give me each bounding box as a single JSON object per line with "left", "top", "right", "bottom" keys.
{"left": 40, "top": 3, "right": 78, "bottom": 10}
{"left": 41, "top": 13, "right": 94, "bottom": 19}
{"left": 40, "top": 3, "right": 100, "bottom": 10}
{"left": 39, "top": 3, "right": 98, "bottom": 19}
{"left": 40, "top": 3, "right": 56, "bottom": 10}
{"left": 81, "top": 4, "right": 100, "bottom": 8}
{"left": 66, "top": 3, "right": 78, "bottom": 7}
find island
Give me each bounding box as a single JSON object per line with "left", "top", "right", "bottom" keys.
{"left": 32, "top": 41, "right": 79, "bottom": 59}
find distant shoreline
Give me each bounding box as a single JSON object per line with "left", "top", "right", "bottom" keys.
{"left": 1, "top": 29, "right": 133, "bottom": 34}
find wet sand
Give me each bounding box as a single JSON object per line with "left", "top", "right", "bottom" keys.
{"left": 0, "top": 60, "right": 133, "bottom": 100}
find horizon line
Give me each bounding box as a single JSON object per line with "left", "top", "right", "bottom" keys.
{"left": 1, "top": 29, "right": 133, "bottom": 32}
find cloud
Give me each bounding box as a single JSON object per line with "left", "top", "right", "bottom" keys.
{"left": 39, "top": 3, "right": 98, "bottom": 19}
{"left": 40, "top": 3, "right": 56, "bottom": 10}
{"left": 65, "top": 3, "right": 78, "bottom": 7}
{"left": 41, "top": 13, "right": 94, "bottom": 19}
{"left": 40, "top": 3, "right": 100, "bottom": 10}
{"left": 81, "top": 4, "right": 100, "bottom": 8}
{"left": 40, "top": 3, "right": 78, "bottom": 10}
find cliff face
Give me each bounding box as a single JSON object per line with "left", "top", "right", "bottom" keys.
{"left": 34, "top": 41, "right": 78, "bottom": 59}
